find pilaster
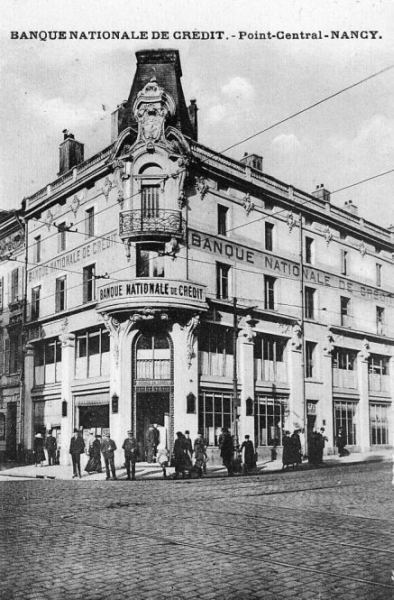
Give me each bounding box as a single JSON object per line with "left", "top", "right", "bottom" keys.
{"left": 59, "top": 332, "right": 75, "bottom": 465}
{"left": 320, "top": 328, "right": 335, "bottom": 454}
{"left": 238, "top": 315, "right": 255, "bottom": 444}
{"left": 287, "top": 322, "right": 304, "bottom": 431}
{"left": 357, "top": 339, "right": 370, "bottom": 452}
{"left": 23, "top": 343, "right": 34, "bottom": 449}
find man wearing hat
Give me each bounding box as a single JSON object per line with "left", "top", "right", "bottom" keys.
{"left": 122, "top": 430, "right": 139, "bottom": 481}
{"left": 69, "top": 429, "right": 85, "bottom": 478}
{"left": 101, "top": 432, "right": 117, "bottom": 480}
{"left": 45, "top": 430, "right": 57, "bottom": 466}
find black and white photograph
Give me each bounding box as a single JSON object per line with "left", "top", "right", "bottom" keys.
{"left": 1, "top": 0, "right": 394, "bottom": 598}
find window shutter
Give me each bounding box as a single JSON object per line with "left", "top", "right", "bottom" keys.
{"left": 0, "top": 332, "right": 3, "bottom": 375}
{"left": 0, "top": 276, "right": 3, "bottom": 311}
{"left": 18, "top": 266, "right": 24, "bottom": 301}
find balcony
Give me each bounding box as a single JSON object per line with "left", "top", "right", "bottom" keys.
{"left": 8, "top": 299, "right": 25, "bottom": 326}
{"left": 333, "top": 368, "right": 356, "bottom": 388}
{"left": 369, "top": 373, "right": 390, "bottom": 393}
{"left": 119, "top": 209, "right": 186, "bottom": 242}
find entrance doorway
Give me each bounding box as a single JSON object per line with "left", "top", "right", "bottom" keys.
{"left": 136, "top": 391, "right": 169, "bottom": 460}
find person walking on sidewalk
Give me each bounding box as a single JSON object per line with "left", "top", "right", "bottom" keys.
{"left": 156, "top": 444, "right": 169, "bottom": 479}
{"left": 219, "top": 427, "right": 234, "bottom": 476}
{"left": 85, "top": 435, "right": 102, "bottom": 474}
{"left": 34, "top": 433, "right": 46, "bottom": 467}
{"left": 240, "top": 435, "right": 255, "bottom": 475}
{"left": 173, "top": 432, "right": 187, "bottom": 479}
{"left": 336, "top": 427, "right": 348, "bottom": 457}
{"left": 193, "top": 433, "right": 208, "bottom": 478}
{"left": 45, "top": 430, "right": 57, "bottom": 466}
{"left": 122, "top": 430, "right": 138, "bottom": 480}
{"left": 69, "top": 429, "right": 85, "bottom": 478}
{"left": 101, "top": 433, "right": 117, "bottom": 480}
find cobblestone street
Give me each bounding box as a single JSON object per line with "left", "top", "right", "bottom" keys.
{"left": 1, "top": 461, "right": 394, "bottom": 600}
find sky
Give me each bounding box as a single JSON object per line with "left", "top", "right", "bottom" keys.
{"left": 0, "top": 0, "right": 394, "bottom": 228}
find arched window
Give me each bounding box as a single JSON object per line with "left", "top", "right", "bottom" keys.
{"left": 136, "top": 333, "right": 171, "bottom": 380}
{"left": 138, "top": 163, "right": 162, "bottom": 175}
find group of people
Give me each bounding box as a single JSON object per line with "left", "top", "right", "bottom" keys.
{"left": 219, "top": 428, "right": 257, "bottom": 477}
{"left": 33, "top": 431, "right": 58, "bottom": 467}
{"left": 172, "top": 431, "right": 208, "bottom": 479}
{"left": 282, "top": 426, "right": 349, "bottom": 469}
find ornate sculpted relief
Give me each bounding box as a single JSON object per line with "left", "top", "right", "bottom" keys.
{"left": 101, "top": 176, "right": 113, "bottom": 201}
{"left": 111, "top": 159, "right": 129, "bottom": 208}
{"left": 184, "top": 315, "right": 200, "bottom": 368}
{"left": 45, "top": 209, "right": 54, "bottom": 230}
{"left": 195, "top": 176, "right": 209, "bottom": 200}
{"left": 242, "top": 193, "right": 255, "bottom": 216}
{"left": 70, "top": 190, "right": 85, "bottom": 217}
{"left": 133, "top": 77, "right": 176, "bottom": 151}
{"left": 323, "top": 225, "right": 333, "bottom": 245}
{"left": 0, "top": 229, "right": 24, "bottom": 257}
{"left": 291, "top": 321, "right": 303, "bottom": 351}
{"left": 359, "top": 240, "right": 367, "bottom": 257}
{"left": 359, "top": 338, "right": 370, "bottom": 361}
{"left": 322, "top": 327, "right": 335, "bottom": 355}
{"left": 287, "top": 212, "right": 297, "bottom": 232}
{"left": 239, "top": 314, "right": 256, "bottom": 343}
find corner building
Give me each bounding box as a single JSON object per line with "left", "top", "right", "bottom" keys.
{"left": 23, "top": 50, "right": 394, "bottom": 465}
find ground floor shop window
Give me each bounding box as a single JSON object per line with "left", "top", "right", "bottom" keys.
{"left": 254, "top": 395, "right": 287, "bottom": 446}
{"left": 198, "top": 390, "right": 233, "bottom": 446}
{"left": 33, "top": 401, "right": 45, "bottom": 434}
{"left": 334, "top": 400, "right": 357, "bottom": 445}
{"left": 370, "top": 403, "right": 390, "bottom": 445}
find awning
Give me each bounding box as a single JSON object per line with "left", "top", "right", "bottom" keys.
{"left": 74, "top": 393, "right": 109, "bottom": 407}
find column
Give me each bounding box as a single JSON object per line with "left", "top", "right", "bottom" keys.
{"left": 389, "top": 356, "right": 394, "bottom": 447}
{"left": 287, "top": 322, "right": 304, "bottom": 432}
{"left": 238, "top": 316, "right": 255, "bottom": 444}
{"left": 320, "top": 329, "right": 334, "bottom": 454}
{"left": 172, "top": 317, "right": 199, "bottom": 443}
{"left": 59, "top": 332, "right": 75, "bottom": 465}
{"left": 23, "top": 343, "right": 35, "bottom": 450}
{"left": 357, "top": 340, "right": 370, "bottom": 452}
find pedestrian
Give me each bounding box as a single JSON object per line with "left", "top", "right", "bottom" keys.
{"left": 156, "top": 444, "right": 169, "bottom": 479}
{"left": 152, "top": 424, "right": 160, "bottom": 459}
{"left": 219, "top": 427, "right": 234, "bottom": 476}
{"left": 101, "top": 433, "right": 117, "bottom": 480}
{"left": 69, "top": 429, "right": 85, "bottom": 478}
{"left": 317, "top": 428, "right": 328, "bottom": 465}
{"left": 240, "top": 435, "right": 255, "bottom": 475}
{"left": 122, "top": 430, "right": 139, "bottom": 480}
{"left": 308, "top": 429, "right": 320, "bottom": 467}
{"left": 271, "top": 438, "right": 279, "bottom": 461}
{"left": 85, "top": 435, "right": 102, "bottom": 474}
{"left": 34, "top": 433, "right": 45, "bottom": 467}
{"left": 336, "top": 427, "right": 347, "bottom": 457}
{"left": 282, "top": 430, "right": 292, "bottom": 470}
{"left": 184, "top": 431, "right": 193, "bottom": 456}
{"left": 173, "top": 431, "right": 187, "bottom": 479}
{"left": 45, "top": 430, "right": 57, "bottom": 466}
{"left": 145, "top": 425, "right": 156, "bottom": 463}
{"left": 291, "top": 429, "right": 302, "bottom": 468}
{"left": 193, "top": 433, "right": 207, "bottom": 478}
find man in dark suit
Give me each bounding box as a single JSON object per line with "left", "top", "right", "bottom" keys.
{"left": 45, "top": 430, "right": 57, "bottom": 466}
{"left": 101, "top": 433, "right": 117, "bottom": 480}
{"left": 122, "top": 430, "right": 138, "bottom": 481}
{"left": 69, "top": 429, "right": 85, "bottom": 478}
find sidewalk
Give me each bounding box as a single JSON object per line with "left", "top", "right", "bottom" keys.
{"left": 0, "top": 448, "right": 392, "bottom": 481}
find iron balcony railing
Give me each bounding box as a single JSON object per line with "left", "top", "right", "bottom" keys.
{"left": 119, "top": 209, "right": 186, "bottom": 241}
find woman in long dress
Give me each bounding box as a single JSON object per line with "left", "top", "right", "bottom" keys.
{"left": 85, "top": 435, "right": 102, "bottom": 473}
{"left": 34, "top": 433, "right": 46, "bottom": 466}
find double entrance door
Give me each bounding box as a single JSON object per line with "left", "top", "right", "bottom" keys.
{"left": 136, "top": 390, "right": 170, "bottom": 461}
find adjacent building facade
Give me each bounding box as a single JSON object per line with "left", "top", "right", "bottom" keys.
{"left": 0, "top": 210, "right": 25, "bottom": 460}
{"left": 3, "top": 49, "right": 394, "bottom": 464}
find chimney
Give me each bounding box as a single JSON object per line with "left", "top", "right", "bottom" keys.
{"left": 188, "top": 99, "right": 198, "bottom": 141}
{"left": 58, "top": 130, "right": 84, "bottom": 175}
{"left": 312, "top": 183, "right": 331, "bottom": 203}
{"left": 343, "top": 199, "right": 358, "bottom": 216}
{"left": 240, "top": 152, "right": 263, "bottom": 172}
{"left": 111, "top": 101, "right": 128, "bottom": 142}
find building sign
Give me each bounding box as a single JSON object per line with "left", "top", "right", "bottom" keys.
{"left": 28, "top": 231, "right": 118, "bottom": 283}
{"left": 189, "top": 229, "right": 394, "bottom": 306}
{"left": 97, "top": 278, "right": 206, "bottom": 311}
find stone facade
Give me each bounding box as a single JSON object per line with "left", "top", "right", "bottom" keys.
{"left": 2, "top": 49, "right": 394, "bottom": 465}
